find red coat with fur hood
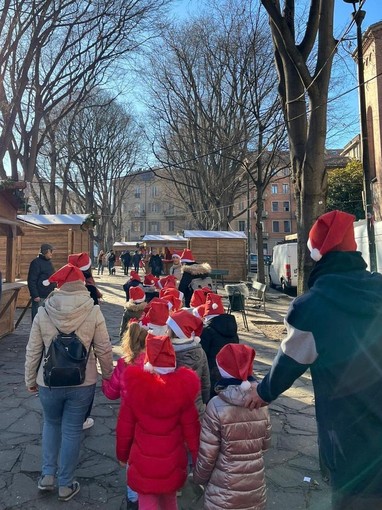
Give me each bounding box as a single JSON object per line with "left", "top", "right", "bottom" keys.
{"left": 116, "top": 365, "right": 201, "bottom": 494}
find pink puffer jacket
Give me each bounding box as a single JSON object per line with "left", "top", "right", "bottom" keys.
{"left": 102, "top": 352, "right": 145, "bottom": 400}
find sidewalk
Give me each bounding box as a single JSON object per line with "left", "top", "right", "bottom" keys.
{"left": 0, "top": 270, "right": 331, "bottom": 509}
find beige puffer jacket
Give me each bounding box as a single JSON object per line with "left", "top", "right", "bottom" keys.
{"left": 25, "top": 281, "right": 113, "bottom": 388}
{"left": 193, "top": 384, "right": 271, "bottom": 510}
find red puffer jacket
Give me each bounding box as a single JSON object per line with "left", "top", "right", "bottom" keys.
{"left": 116, "top": 365, "right": 201, "bottom": 494}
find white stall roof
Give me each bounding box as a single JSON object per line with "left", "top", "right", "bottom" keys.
{"left": 113, "top": 241, "right": 139, "bottom": 248}
{"left": 183, "top": 230, "right": 247, "bottom": 239}
{"left": 17, "top": 214, "right": 89, "bottom": 225}
{"left": 142, "top": 234, "right": 187, "bottom": 242}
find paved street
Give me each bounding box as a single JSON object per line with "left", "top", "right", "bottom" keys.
{"left": 0, "top": 270, "right": 331, "bottom": 509}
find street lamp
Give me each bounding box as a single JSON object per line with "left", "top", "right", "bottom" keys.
{"left": 343, "top": 0, "right": 377, "bottom": 271}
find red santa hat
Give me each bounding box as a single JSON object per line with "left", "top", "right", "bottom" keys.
{"left": 144, "top": 334, "right": 176, "bottom": 374}
{"left": 203, "top": 293, "right": 225, "bottom": 319}
{"left": 171, "top": 251, "right": 182, "bottom": 259}
{"left": 192, "top": 304, "right": 206, "bottom": 319}
{"left": 190, "top": 287, "right": 213, "bottom": 308}
{"left": 166, "top": 310, "right": 203, "bottom": 341}
{"left": 180, "top": 248, "right": 195, "bottom": 263}
{"left": 216, "top": 343, "right": 255, "bottom": 390}
{"left": 161, "top": 293, "right": 182, "bottom": 312}
{"left": 130, "top": 270, "right": 141, "bottom": 282}
{"left": 307, "top": 210, "right": 357, "bottom": 262}
{"left": 160, "top": 275, "right": 178, "bottom": 288}
{"left": 142, "top": 300, "right": 169, "bottom": 335}
{"left": 43, "top": 263, "right": 85, "bottom": 288}
{"left": 67, "top": 252, "right": 92, "bottom": 271}
{"left": 143, "top": 273, "right": 159, "bottom": 286}
{"left": 160, "top": 287, "right": 183, "bottom": 301}
{"left": 129, "top": 286, "right": 145, "bottom": 303}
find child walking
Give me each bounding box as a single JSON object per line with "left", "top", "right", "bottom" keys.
{"left": 102, "top": 322, "right": 148, "bottom": 509}
{"left": 193, "top": 343, "right": 271, "bottom": 510}
{"left": 116, "top": 334, "right": 201, "bottom": 510}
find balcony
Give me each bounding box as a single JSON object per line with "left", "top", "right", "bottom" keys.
{"left": 164, "top": 209, "right": 186, "bottom": 219}
{"left": 128, "top": 210, "right": 145, "bottom": 218}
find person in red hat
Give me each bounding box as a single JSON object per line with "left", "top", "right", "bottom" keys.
{"left": 166, "top": 310, "right": 210, "bottom": 416}
{"left": 178, "top": 249, "right": 212, "bottom": 307}
{"left": 140, "top": 299, "right": 169, "bottom": 335}
{"left": 193, "top": 343, "right": 271, "bottom": 510}
{"left": 25, "top": 263, "right": 113, "bottom": 502}
{"left": 119, "top": 286, "right": 146, "bottom": 340}
{"left": 122, "top": 270, "right": 142, "bottom": 301}
{"left": 169, "top": 252, "right": 182, "bottom": 281}
{"left": 116, "top": 334, "right": 201, "bottom": 510}
{"left": 199, "top": 293, "right": 239, "bottom": 399}
{"left": 68, "top": 252, "right": 102, "bottom": 306}
{"left": 244, "top": 210, "right": 382, "bottom": 509}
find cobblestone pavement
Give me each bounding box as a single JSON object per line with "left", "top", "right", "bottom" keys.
{"left": 0, "top": 269, "right": 331, "bottom": 509}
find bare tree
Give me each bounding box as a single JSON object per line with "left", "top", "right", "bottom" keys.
{"left": 260, "top": 0, "right": 337, "bottom": 291}
{"left": 0, "top": 0, "right": 169, "bottom": 181}
{"left": 145, "top": 0, "right": 287, "bottom": 257}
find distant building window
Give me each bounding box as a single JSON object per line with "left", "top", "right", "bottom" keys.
{"left": 149, "top": 202, "right": 160, "bottom": 213}
{"left": 273, "top": 221, "right": 280, "bottom": 233}
{"left": 282, "top": 184, "right": 289, "bottom": 194}
{"left": 272, "top": 201, "right": 279, "bottom": 212}
{"left": 148, "top": 221, "right": 160, "bottom": 233}
{"left": 263, "top": 243, "right": 268, "bottom": 252}
{"left": 284, "top": 220, "right": 291, "bottom": 233}
{"left": 168, "top": 221, "right": 175, "bottom": 232}
{"left": 134, "top": 187, "right": 141, "bottom": 198}
{"left": 151, "top": 186, "right": 158, "bottom": 197}
{"left": 238, "top": 201, "right": 245, "bottom": 212}
{"left": 283, "top": 201, "right": 290, "bottom": 212}
{"left": 132, "top": 222, "right": 141, "bottom": 232}
{"left": 271, "top": 184, "right": 278, "bottom": 194}
{"left": 283, "top": 167, "right": 290, "bottom": 176}
{"left": 238, "top": 220, "right": 246, "bottom": 231}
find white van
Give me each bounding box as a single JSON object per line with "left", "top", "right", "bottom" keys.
{"left": 353, "top": 219, "right": 382, "bottom": 272}
{"left": 269, "top": 242, "right": 298, "bottom": 290}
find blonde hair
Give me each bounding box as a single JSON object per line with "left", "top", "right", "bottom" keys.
{"left": 121, "top": 322, "right": 147, "bottom": 364}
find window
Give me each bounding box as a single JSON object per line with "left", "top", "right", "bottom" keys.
{"left": 283, "top": 201, "right": 290, "bottom": 212}
{"left": 272, "top": 221, "right": 280, "bottom": 233}
{"left": 283, "top": 167, "right": 290, "bottom": 176}
{"left": 284, "top": 220, "right": 291, "bottom": 233}
{"left": 238, "top": 201, "right": 245, "bottom": 212}
{"left": 271, "top": 184, "right": 278, "bottom": 194}
{"left": 134, "top": 187, "right": 141, "bottom": 198}
{"left": 148, "top": 221, "right": 160, "bottom": 233}
{"left": 238, "top": 220, "right": 246, "bottom": 231}
{"left": 167, "top": 204, "right": 175, "bottom": 215}
{"left": 272, "top": 201, "right": 279, "bottom": 212}
{"left": 168, "top": 221, "right": 175, "bottom": 232}
{"left": 132, "top": 222, "right": 141, "bottom": 232}
{"left": 282, "top": 183, "right": 289, "bottom": 194}
{"left": 149, "top": 202, "right": 160, "bottom": 213}
{"left": 151, "top": 186, "right": 158, "bottom": 197}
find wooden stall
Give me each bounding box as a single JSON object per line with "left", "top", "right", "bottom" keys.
{"left": 184, "top": 230, "right": 247, "bottom": 283}
{"left": 141, "top": 234, "right": 188, "bottom": 274}
{"left": 0, "top": 214, "right": 92, "bottom": 308}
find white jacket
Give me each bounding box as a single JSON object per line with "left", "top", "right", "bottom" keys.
{"left": 25, "top": 281, "right": 113, "bottom": 388}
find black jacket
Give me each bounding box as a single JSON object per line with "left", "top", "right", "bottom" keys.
{"left": 200, "top": 313, "right": 239, "bottom": 399}
{"left": 27, "top": 255, "right": 55, "bottom": 299}
{"left": 179, "top": 262, "right": 211, "bottom": 307}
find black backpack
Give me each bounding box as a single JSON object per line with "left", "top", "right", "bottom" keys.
{"left": 43, "top": 329, "right": 92, "bottom": 388}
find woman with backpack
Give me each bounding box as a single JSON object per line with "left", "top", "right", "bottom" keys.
{"left": 25, "top": 263, "right": 113, "bottom": 502}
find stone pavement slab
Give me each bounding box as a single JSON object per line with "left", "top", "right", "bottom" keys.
{"left": 0, "top": 270, "right": 331, "bottom": 509}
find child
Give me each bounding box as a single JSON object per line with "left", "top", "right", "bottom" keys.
{"left": 68, "top": 252, "right": 103, "bottom": 305}
{"left": 166, "top": 310, "right": 210, "bottom": 416}
{"left": 116, "top": 334, "right": 201, "bottom": 510}
{"left": 102, "top": 322, "right": 148, "bottom": 509}
{"left": 119, "top": 286, "right": 146, "bottom": 340}
{"left": 193, "top": 343, "right": 271, "bottom": 510}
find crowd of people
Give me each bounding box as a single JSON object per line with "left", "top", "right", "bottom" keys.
{"left": 24, "top": 210, "right": 382, "bottom": 510}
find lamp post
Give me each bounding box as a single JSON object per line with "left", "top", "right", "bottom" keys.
{"left": 344, "top": 0, "right": 377, "bottom": 271}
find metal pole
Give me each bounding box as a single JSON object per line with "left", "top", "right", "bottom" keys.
{"left": 352, "top": 4, "right": 377, "bottom": 271}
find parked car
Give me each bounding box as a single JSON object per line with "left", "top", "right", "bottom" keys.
{"left": 249, "top": 254, "right": 272, "bottom": 273}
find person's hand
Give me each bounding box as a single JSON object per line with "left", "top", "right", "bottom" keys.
{"left": 118, "top": 461, "right": 127, "bottom": 467}
{"left": 244, "top": 384, "right": 269, "bottom": 410}
{"left": 33, "top": 297, "right": 41, "bottom": 302}
{"left": 27, "top": 386, "right": 38, "bottom": 393}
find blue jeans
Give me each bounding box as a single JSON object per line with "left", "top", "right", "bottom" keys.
{"left": 38, "top": 384, "right": 96, "bottom": 487}
{"left": 126, "top": 464, "right": 138, "bottom": 502}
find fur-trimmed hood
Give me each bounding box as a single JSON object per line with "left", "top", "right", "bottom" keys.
{"left": 124, "top": 301, "right": 147, "bottom": 313}
{"left": 181, "top": 262, "right": 211, "bottom": 276}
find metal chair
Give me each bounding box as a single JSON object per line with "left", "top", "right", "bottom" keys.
{"left": 225, "top": 284, "right": 249, "bottom": 331}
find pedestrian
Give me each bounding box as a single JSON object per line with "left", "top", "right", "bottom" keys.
{"left": 148, "top": 249, "right": 163, "bottom": 277}
{"left": 97, "top": 250, "right": 105, "bottom": 275}
{"left": 178, "top": 249, "right": 212, "bottom": 307}
{"left": 102, "top": 322, "right": 148, "bottom": 510}
{"left": 194, "top": 343, "right": 271, "bottom": 509}
{"left": 121, "top": 251, "right": 132, "bottom": 275}
{"left": 200, "top": 293, "right": 240, "bottom": 399}
{"left": 244, "top": 210, "right": 382, "bottom": 510}
{"left": 25, "top": 263, "right": 113, "bottom": 502}
{"left": 107, "top": 249, "right": 116, "bottom": 275}
{"left": 119, "top": 286, "right": 146, "bottom": 341}
{"left": 122, "top": 270, "right": 142, "bottom": 301}
{"left": 166, "top": 310, "right": 210, "bottom": 417}
{"left": 140, "top": 299, "right": 169, "bottom": 335}
{"left": 116, "top": 333, "right": 201, "bottom": 510}
{"left": 169, "top": 253, "right": 182, "bottom": 281}
{"left": 132, "top": 250, "right": 142, "bottom": 273}
{"left": 27, "top": 243, "right": 56, "bottom": 322}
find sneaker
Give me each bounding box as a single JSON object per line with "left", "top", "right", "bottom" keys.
{"left": 82, "top": 417, "right": 94, "bottom": 430}
{"left": 37, "top": 475, "right": 55, "bottom": 491}
{"left": 58, "top": 481, "right": 80, "bottom": 502}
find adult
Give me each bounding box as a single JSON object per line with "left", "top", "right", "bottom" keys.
{"left": 107, "top": 250, "right": 116, "bottom": 275}
{"left": 27, "top": 243, "right": 56, "bottom": 322}
{"left": 120, "top": 251, "right": 131, "bottom": 276}
{"left": 97, "top": 250, "right": 105, "bottom": 275}
{"left": 148, "top": 249, "right": 163, "bottom": 277}
{"left": 132, "top": 250, "right": 141, "bottom": 273}
{"left": 178, "top": 249, "right": 212, "bottom": 307}
{"left": 25, "top": 263, "right": 113, "bottom": 502}
{"left": 245, "top": 210, "right": 382, "bottom": 510}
